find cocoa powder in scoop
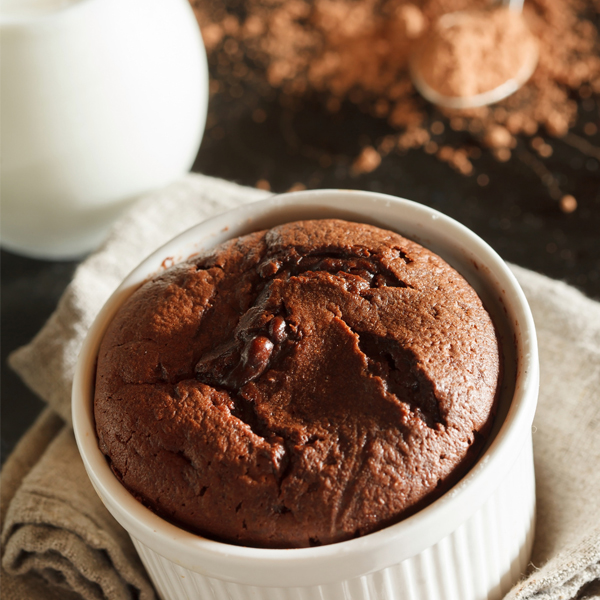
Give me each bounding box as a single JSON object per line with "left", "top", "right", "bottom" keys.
{"left": 413, "top": 7, "right": 539, "bottom": 98}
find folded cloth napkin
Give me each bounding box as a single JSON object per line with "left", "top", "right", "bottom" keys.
{"left": 1, "top": 411, "right": 156, "bottom": 600}
{"left": 2, "top": 173, "right": 599, "bottom": 600}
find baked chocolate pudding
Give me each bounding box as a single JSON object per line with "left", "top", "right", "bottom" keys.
{"left": 94, "top": 218, "right": 500, "bottom": 548}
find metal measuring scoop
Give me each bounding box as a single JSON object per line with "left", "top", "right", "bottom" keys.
{"left": 410, "top": 0, "right": 539, "bottom": 109}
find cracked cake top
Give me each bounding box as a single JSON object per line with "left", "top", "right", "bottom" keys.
{"left": 94, "top": 218, "right": 500, "bottom": 548}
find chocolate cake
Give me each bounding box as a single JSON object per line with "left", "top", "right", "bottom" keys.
{"left": 94, "top": 218, "right": 500, "bottom": 548}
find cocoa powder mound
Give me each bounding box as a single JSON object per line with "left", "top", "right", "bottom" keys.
{"left": 413, "top": 7, "right": 539, "bottom": 98}
{"left": 190, "top": 0, "right": 599, "bottom": 180}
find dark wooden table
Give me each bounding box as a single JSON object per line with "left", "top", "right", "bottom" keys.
{"left": 2, "top": 79, "right": 599, "bottom": 465}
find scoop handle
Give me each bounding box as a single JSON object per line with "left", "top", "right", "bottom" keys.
{"left": 505, "top": 0, "right": 524, "bottom": 12}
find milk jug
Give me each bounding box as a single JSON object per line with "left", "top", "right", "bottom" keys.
{"left": 1, "top": 0, "right": 208, "bottom": 258}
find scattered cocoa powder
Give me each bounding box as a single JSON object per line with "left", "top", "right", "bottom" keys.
{"left": 484, "top": 125, "right": 515, "bottom": 149}
{"left": 531, "top": 135, "right": 554, "bottom": 156}
{"left": 191, "top": 0, "right": 600, "bottom": 189}
{"left": 352, "top": 145, "right": 383, "bottom": 174}
{"left": 560, "top": 194, "right": 578, "bottom": 212}
{"left": 255, "top": 178, "right": 271, "bottom": 191}
{"left": 538, "top": 143, "right": 554, "bottom": 157}
{"left": 430, "top": 120, "right": 445, "bottom": 135}
{"left": 424, "top": 140, "right": 439, "bottom": 154}
{"left": 396, "top": 126, "right": 431, "bottom": 149}
{"left": 494, "top": 147, "right": 512, "bottom": 162}
{"left": 287, "top": 182, "right": 307, "bottom": 192}
{"left": 437, "top": 145, "right": 474, "bottom": 174}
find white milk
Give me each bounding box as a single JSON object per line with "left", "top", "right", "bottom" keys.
{"left": 1, "top": 0, "right": 208, "bottom": 259}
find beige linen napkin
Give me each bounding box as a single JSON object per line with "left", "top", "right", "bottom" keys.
{"left": 1, "top": 412, "right": 156, "bottom": 600}
{"left": 2, "top": 173, "right": 599, "bottom": 600}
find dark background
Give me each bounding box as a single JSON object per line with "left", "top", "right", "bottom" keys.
{"left": 2, "top": 76, "right": 599, "bottom": 465}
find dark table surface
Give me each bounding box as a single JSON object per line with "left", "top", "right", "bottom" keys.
{"left": 2, "top": 80, "right": 600, "bottom": 465}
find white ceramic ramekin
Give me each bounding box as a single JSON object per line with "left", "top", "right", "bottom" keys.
{"left": 73, "top": 190, "right": 539, "bottom": 600}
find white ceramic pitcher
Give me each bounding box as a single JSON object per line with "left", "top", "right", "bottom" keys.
{"left": 1, "top": 0, "right": 208, "bottom": 259}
